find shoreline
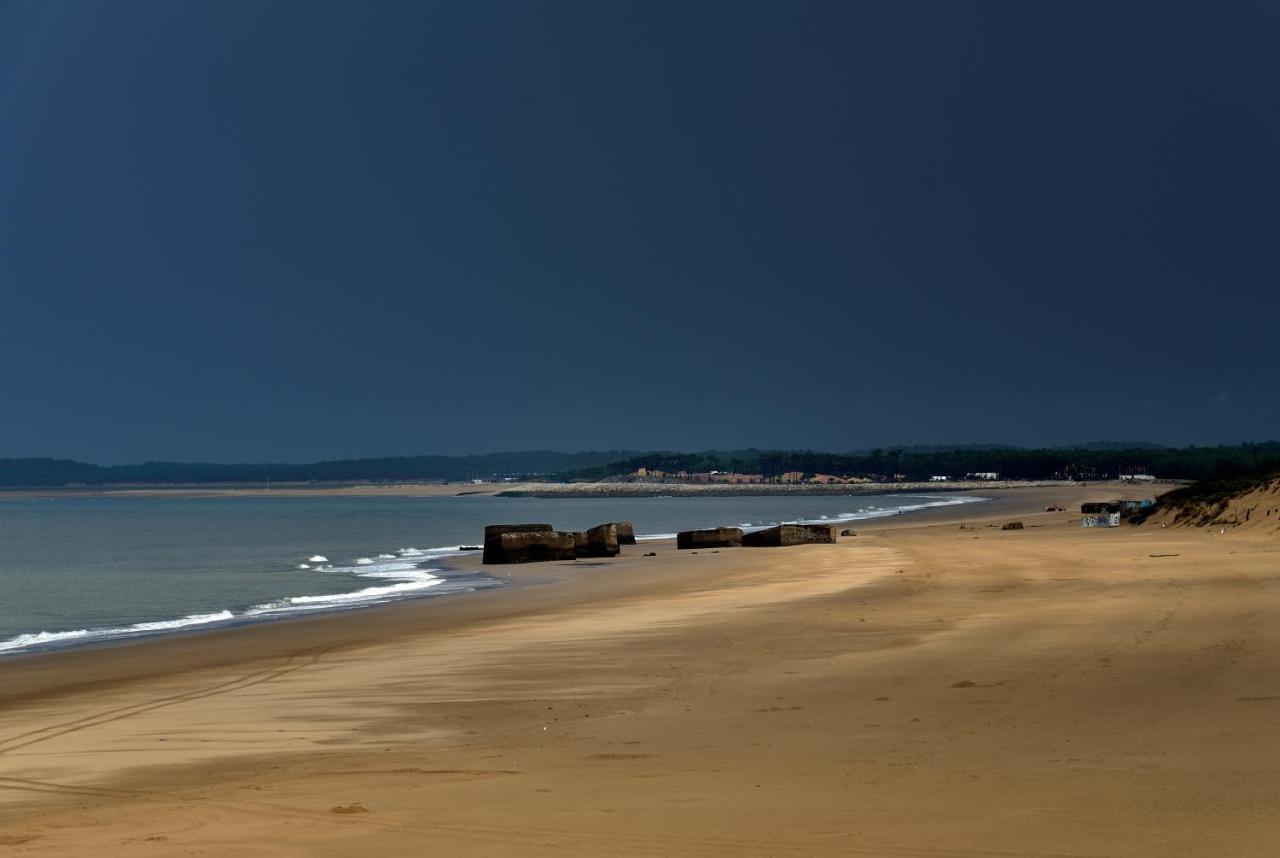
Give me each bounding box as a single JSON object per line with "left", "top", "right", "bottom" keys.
{"left": 0, "top": 554, "right": 503, "bottom": 660}
{"left": 0, "top": 492, "right": 991, "bottom": 659}
{"left": 495, "top": 478, "right": 1090, "bottom": 498}
{"left": 0, "top": 485, "right": 1122, "bottom": 689}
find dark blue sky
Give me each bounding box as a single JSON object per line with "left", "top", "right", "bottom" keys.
{"left": 2, "top": 1, "right": 1277, "bottom": 463}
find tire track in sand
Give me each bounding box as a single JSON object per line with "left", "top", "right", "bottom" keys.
{"left": 0, "top": 645, "right": 333, "bottom": 759}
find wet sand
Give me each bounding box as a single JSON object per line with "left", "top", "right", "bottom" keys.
{"left": 2, "top": 485, "right": 1278, "bottom": 856}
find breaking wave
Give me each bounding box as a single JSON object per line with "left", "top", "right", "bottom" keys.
{"left": 0, "top": 546, "right": 486, "bottom": 656}
{"left": 0, "top": 610, "right": 235, "bottom": 654}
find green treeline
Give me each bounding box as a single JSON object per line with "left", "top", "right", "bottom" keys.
{"left": 2, "top": 443, "right": 1279, "bottom": 488}
{"left": 567, "top": 443, "right": 1280, "bottom": 483}
{"left": 0, "top": 451, "right": 636, "bottom": 487}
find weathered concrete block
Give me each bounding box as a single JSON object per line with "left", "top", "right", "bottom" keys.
{"left": 742, "top": 524, "right": 837, "bottom": 547}
{"left": 484, "top": 523, "right": 553, "bottom": 541}
{"left": 613, "top": 521, "right": 637, "bottom": 545}
{"left": 574, "top": 523, "right": 620, "bottom": 558}
{"left": 482, "top": 524, "right": 574, "bottom": 564}
{"left": 676, "top": 527, "right": 743, "bottom": 550}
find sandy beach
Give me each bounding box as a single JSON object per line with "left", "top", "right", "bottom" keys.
{"left": 2, "top": 485, "right": 1278, "bottom": 856}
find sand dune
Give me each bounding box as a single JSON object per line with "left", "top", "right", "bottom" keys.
{"left": 1143, "top": 474, "right": 1280, "bottom": 535}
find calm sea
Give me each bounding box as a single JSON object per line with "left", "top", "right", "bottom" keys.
{"left": 0, "top": 492, "right": 983, "bottom": 655}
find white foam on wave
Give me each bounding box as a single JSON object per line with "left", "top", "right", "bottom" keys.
{"left": 0, "top": 543, "right": 483, "bottom": 655}
{"left": 634, "top": 495, "right": 989, "bottom": 540}
{"left": 286, "top": 579, "right": 441, "bottom": 606}
{"left": 248, "top": 551, "right": 453, "bottom": 617}
{"left": 788, "top": 495, "right": 986, "bottom": 526}
{"left": 0, "top": 610, "right": 235, "bottom": 654}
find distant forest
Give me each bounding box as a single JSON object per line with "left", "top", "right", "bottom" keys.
{"left": 565, "top": 443, "right": 1280, "bottom": 483}
{"left": 0, "top": 451, "right": 637, "bottom": 488}
{"left": 2, "top": 443, "right": 1280, "bottom": 488}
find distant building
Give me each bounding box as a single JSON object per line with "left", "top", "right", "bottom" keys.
{"left": 1057, "top": 465, "right": 1106, "bottom": 481}
{"left": 1119, "top": 473, "right": 1157, "bottom": 482}
{"left": 777, "top": 471, "right": 806, "bottom": 484}
{"left": 929, "top": 475, "right": 949, "bottom": 482}
{"left": 966, "top": 472, "right": 999, "bottom": 481}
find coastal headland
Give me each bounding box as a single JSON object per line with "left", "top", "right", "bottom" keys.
{"left": 2, "top": 483, "right": 1277, "bottom": 856}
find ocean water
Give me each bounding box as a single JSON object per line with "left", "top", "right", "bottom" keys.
{"left": 0, "top": 492, "right": 983, "bottom": 655}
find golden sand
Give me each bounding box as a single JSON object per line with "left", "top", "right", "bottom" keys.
{"left": 2, "top": 486, "right": 1277, "bottom": 856}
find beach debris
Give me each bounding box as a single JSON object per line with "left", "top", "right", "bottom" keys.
{"left": 573, "top": 523, "right": 621, "bottom": 558}
{"left": 329, "top": 803, "right": 369, "bottom": 814}
{"left": 482, "top": 524, "right": 577, "bottom": 564}
{"left": 644, "top": 551, "right": 656, "bottom": 557}
{"left": 840, "top": 529, "right": 856, "bottom": 537}
{"left": 743, "top": 524, "right": 836, "bottom": 547}
{"left": 1001, "top": 521, "right": 1024, "bottom": 530}
{"left": 676, "top": 527, "right": 743, "bottom": 550}
{"left": 1045, "top": 505, "right": 1065, "bottom": 512}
